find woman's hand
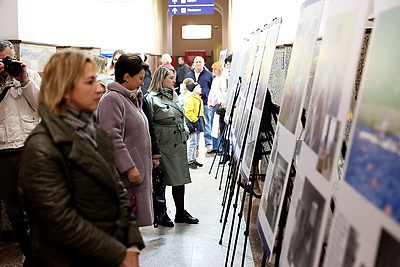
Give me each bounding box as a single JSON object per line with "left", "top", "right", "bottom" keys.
{"left": 119, "top": 251, "right": 139, "bottom": 267}
{"left": 152, "top": 159, "right": 160, "bottom": 168}
{"left": 127, "top": 167, "right": 140, "bottom": 183}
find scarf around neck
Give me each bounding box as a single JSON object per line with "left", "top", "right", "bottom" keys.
{"left": 160, "top": 87, "right": 174, "bottom": 100}
{"left": 63, "top": 106, "right": 98, "bottom": 149}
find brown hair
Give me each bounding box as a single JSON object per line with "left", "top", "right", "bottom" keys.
{"left": 148, "top": 65, "right": 176, "bottom": 93}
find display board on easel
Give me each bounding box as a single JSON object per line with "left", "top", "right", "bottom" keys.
{"left": 280, "top": 0, "right": 373, "bottom": 266}
{"left": 240, "top": 18, "right": 282, "bottom": 182}
{"left": 230, "top": 30, "right": 262, "bottom": 160}
{"left": 323, "top": 1, "right": 400, "bottom": 266}
{"left": 256, "top": 0, "right": 325, "bottom": 259}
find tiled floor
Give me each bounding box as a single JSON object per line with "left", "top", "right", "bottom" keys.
{"left": 0, "top": 138, "right": 266, "bottom": 266}
{"left": 140, "top": 151, "right": 257, "bottom": 267}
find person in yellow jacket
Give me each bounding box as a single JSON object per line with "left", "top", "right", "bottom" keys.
{"left": 184, "top": 82, "right": 205, "bottom": 169}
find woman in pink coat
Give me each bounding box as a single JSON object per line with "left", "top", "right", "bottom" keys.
{"left": 98, "top": 54, "right": 157, "bottom": 227}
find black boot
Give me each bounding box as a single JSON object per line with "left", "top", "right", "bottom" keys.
{"left": 175, "top": 210, "right": 199, "bottom": 224}
{"left": 159, "top": 214, "right": 174, "bottom": 227}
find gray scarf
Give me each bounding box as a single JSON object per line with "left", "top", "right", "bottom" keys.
{"left": 62, "top": 106, "right": 97, "bottom": 149}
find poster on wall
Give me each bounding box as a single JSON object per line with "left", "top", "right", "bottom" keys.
{"left": 324, "top": 1, "right": 400, "bottom": 266}
{"left": 256, "top": 0, "right": 325, "bottom": 259}
{"left": 280, "top": 0, "right": 373, "bottom": 266}
{"left": 240, "top": 18, "right": 282, "bottom": 182}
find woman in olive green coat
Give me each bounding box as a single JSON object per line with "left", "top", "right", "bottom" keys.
{"left": 18, "top": 50, "right": 144, "bottom": 266}
{"left": 146, "top": 66, "right": 199, "bottom": 227}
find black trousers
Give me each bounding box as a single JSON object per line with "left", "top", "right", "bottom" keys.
{"left": 0, "top": 149, "right": 31, "bottom": 258}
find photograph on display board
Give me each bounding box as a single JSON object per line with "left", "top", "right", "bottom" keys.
{"left": 316, "top": 115, "right": 341, "bottom": 179}
{"left": 270, "top": 125, "right": 280, "bottom": 164}
{"left": 263, "top": 152, "right": 288, "bottom": 231}
{"left": 237, "top": 107, "right": 250, "bottom": 152}
{"left": 342, "top": 226, "right": 359, "bottom": 267}
{"left": 286, "top": 178, "right": 325, "bottom": 267}
{"left": 279, "top": 18, "right": 321, "bottom": 134}
{"left": 225, "top": 42, "right": 248, "bottom": 123}
{"left": 231, "top": 96, "right": 244, "bottom": 138}
{"left": 254, "top": 81, "right": 267, "bottom": 111}
{"left": 242, "top": 116, "right": 257, "bottom": 172}
{"left": 302, "top": 12, "right": 357, "bottom": 178}
{"left": 374, "top": 229, "right": 400, "bottom": 267}
{"left": 344, "top": 5, "right": 400, "bottom": 224}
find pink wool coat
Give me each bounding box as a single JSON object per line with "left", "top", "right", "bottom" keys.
{"left": 97, "top": 82, "right": 153, "bottom": 227}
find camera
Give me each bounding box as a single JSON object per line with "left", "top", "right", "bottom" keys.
{"left": 1, "top": 56, "right": 23, "bottom": 77}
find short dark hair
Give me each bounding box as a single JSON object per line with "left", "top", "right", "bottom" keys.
{"left": 178, "top": 56, "right": 185, "bottom": 61}
{"left": 224, "top": 54, "right": 232, "bottom": 64}
{"left": 114, "top": 53, "right": 149, "bottom": 83}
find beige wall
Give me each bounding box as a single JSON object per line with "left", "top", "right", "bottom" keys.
{"left": 172, "top": 13, "right": 222, "bottom": 59}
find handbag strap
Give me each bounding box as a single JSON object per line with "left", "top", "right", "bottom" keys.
{"left": 197, "top": 98, "right": 201, "bottom": 117}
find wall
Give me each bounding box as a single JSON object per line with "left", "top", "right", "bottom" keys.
{"left": 0, "top": 0, "right": 19, "bottom": 39}
{"left": 1, "top": 0, "right": 161, "bottom": 53}
{"left": 172, "top": 13, "right": 222, "bottom": 59}
{"left": 231, "top": 0, "right": 303, "bottom": 51}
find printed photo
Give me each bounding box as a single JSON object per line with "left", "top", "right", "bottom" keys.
{"left": 265, "top": 152, "right": 288, "bottom": 231}
{"left": 374, "top": 229, "right": 400, "bottom": 267}
{"left": 286, "top": 178, "right": 325, "bottom": 267}
{"left": 345, "top": 5, "right": 400, "bottom": 223}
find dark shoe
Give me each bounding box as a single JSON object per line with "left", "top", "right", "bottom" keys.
{"left": 207, "top": 149, "right": 217, "bottom": 154}
{"left": 188, "top": 162, "right": 198, "bottom": 169}
{"left": 194, "top": 160, "right": 203, "bottom": 167}
{"left": 175, "top": 210, "right": 199, "bottom": 224}
{"left": 159, "top": 214, "right": 174, "bottom": 227}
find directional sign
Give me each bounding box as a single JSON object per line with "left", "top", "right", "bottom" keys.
{"left": 169, "top": 0, "right": 214, "bottom": 5}
{"left": 169, "top": 0, "right": 214, "bottom": 15}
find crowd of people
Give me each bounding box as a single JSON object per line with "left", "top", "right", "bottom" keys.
{"left": 0, "top": 40, "right": 231, "bottom": 266}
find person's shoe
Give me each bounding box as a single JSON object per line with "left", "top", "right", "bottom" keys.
{"left": 159, "top": 214, "right": 174, "bottom": 227}
{"left": 188, "top": 161, "right": 198, "bottom": 169}
{"left": 175, "top": 210, "right": 199, "bottom": 224}
{"left": 194, "top": 160, "right": 203, "bottom": 167}
{"left": 206, "top": 145, "right": 213, "bottom": 153}
{"left": 207, "top": 149, "right": 217, "bottom": 154}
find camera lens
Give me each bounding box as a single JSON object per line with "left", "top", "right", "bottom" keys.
{"left": 5, "top": 61, "right": 23, "bottom": 77}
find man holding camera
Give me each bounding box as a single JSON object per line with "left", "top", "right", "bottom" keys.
{"left": 0, "top": 39, "right": 41, "bottom": 266}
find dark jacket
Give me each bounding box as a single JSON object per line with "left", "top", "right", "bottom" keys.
{"left": 176, "top": 63, "right": 190, "bottom": 84}
{"left": 186, "top": 68, "right": 214, "bottom": 105}
{"left": 18, "top": 104, "right": 144, "bottom": 267}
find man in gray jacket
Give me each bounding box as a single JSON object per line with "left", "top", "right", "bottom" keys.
{"left": 0, "top": 39, "right": 41, "bottom": 266}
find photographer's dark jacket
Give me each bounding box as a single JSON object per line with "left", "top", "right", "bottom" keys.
{"left": 0, "top": 69, "right": 41, "bottom": 150}
{"left": 18, "top": 104, "right": 144, "bottom": 266}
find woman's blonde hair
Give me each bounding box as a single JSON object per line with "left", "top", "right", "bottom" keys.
{"left": 211, "top": 61, "right": 223, "bottom": 73}
{"left": 93, "top": 55, "right": 108, "bottom": 75}
{"left": 148, "top": 65, "right": 175, "bottom": 93}
{"left": 39, "top": 49, "right": 96, "bottom": 116}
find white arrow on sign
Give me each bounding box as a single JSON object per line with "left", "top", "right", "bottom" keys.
{"left": 172, "top": 7, "right": 178, "bottom": 14}
{"left": 172, "top": 0, "right": 178, "bottom": 4}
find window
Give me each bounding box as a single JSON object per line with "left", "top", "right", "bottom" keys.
{"left": 182, "top": 25, "right": 212, "bottom": 39}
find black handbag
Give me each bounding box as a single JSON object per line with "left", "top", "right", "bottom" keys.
{"left": 152, "top": 167, "right": 166, "bottom": 228}
{"left": 186, "top": 119, "right": 198, "bottom": 133}
{"left": 185, "top": 98, "right": 202, "bottom": 133}
{"left": 215, "top": 103, "right": 226, "bottom": 116}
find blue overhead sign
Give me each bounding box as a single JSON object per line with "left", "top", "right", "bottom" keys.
{"left": 169, "top": 0, "right": 214, "bottom": 15}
